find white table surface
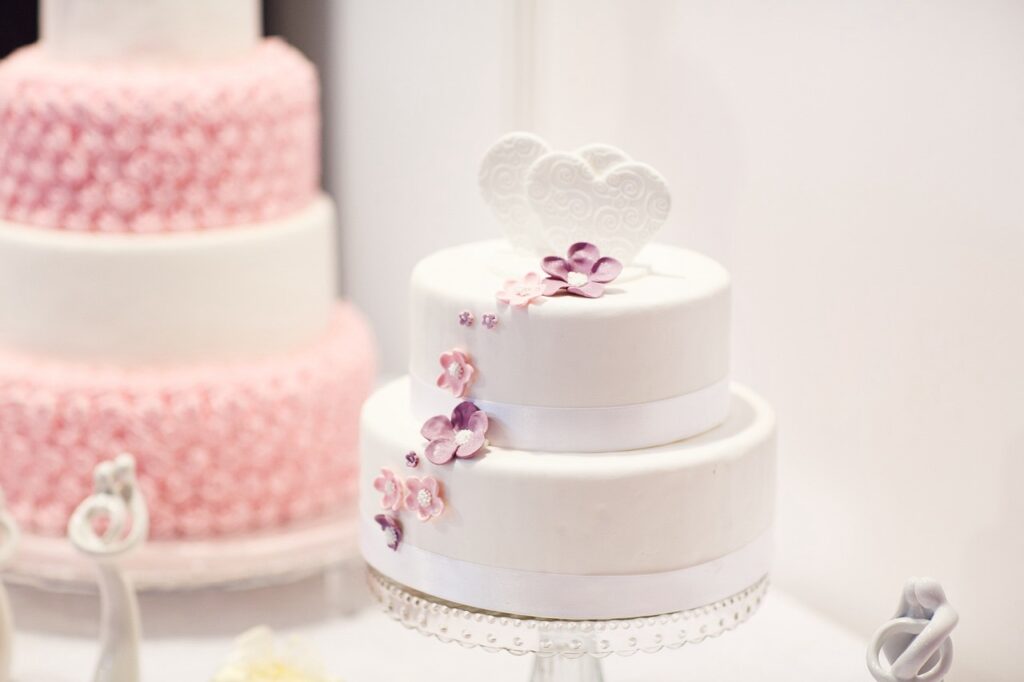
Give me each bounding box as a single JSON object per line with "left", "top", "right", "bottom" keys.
{"left": 9, "top": 562, "right": 869, "bottom": 681}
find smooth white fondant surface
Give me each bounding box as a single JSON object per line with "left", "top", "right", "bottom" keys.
{"left": 361, "top": 377, "right": 775, "bottom": 577}
{"left": 41, "top": 0, "right": 261, "bottom": 62}
{"left": 409, "top": 240, "right": 731, "bottom": 408}
{"left": 0, "top": 195, "right": 337, "bottom": 365}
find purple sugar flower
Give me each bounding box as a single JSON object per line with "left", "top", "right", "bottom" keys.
{"left": 420, "top": 401, "right": 489, "bottom": 465}
{"left": 405, "top": 451, "right": 420, "bottom": 468}
{"left": 374, "top": 513, "right": 402, "bottom": 550}
{"left": 541, "top": 242, "right": 623, "bottom": 299}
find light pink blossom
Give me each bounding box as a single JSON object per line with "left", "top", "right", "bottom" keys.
{"left": 496, "top": 271, "right": 545, "bottom": 308}
{"left": 372, "top": 468, "right": 404, "bottom": 511}
{"left": 404, "top": 476, "right": 445, "bottom": 521}
{"left": 436, "top": 349, "right": 475, "bottom": 397}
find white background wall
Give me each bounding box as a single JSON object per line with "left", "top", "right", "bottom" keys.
{"left": 283, "top": 2, "right": 1024, "bottom": 679}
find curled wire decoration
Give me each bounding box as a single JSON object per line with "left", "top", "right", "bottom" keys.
{"left": 0, "top": 491, "right": 19, "bottom": 566}
{"left": 68, "top": 454, "right": 150, "bottom": 558}
{"left": 867, "top": 578, "right": 958, "bottom": 682}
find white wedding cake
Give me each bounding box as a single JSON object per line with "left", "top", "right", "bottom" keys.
{"left": 360, "top": 133, "right": 776, "bottom": 619}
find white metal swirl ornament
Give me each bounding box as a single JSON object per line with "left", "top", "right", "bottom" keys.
{"left": 479, "top": 133, "right": 671, "bottom": 264}
{"left": 867, "top": 578, "right": 958, "bottom": 682}
{"left": 68, "top": 454, "right": 149, "bottom": 682}
{"left": 0, "top": 491, "right": 20, "bottom": 682}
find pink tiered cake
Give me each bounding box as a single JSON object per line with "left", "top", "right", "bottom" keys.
{"left": 0, "top": 0, "right": 374, "bottom": 545}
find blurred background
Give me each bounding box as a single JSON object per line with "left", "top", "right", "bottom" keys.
{"left": 3, "top": 1, "right": 1022, "bottom": 680}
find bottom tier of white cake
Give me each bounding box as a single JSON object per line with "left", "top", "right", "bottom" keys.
{"left": 359, "top": 378, "right": 776, "bottom": 619}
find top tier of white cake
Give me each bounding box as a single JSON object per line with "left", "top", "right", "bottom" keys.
{"left": 410, "top": 240, "right": 731, "bottom": 410}
{"left": 41, "top": 0, "right": 262, "bottom": 62}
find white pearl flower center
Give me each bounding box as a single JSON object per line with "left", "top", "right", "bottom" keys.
{"left": 454, "top": 429, "right": 474, "bottom": 446}
{"left": 384, "top": 480, "right": 396, "bottom": 496}
{"left": 447, "top": 363, "right": 462, "bottom": 378}
{"left": 417, "top": 489, "right": 432, "bottom": 507}
{"left": 567, "top": 272, "right": 588, "bottom": 287}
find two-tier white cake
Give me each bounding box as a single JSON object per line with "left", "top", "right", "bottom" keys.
{"left": 360, "top": 133, "right": 776, "bottom": 620}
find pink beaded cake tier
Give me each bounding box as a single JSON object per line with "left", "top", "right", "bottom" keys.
{"left": 0, "top": 304, "right": 375, "bottom": 540}
{"left": 0, "top": 38, "right": 318, "bottom": 233}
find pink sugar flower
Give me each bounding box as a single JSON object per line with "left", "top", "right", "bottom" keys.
{"left": 436, "top": 349, "right": 475, "bottom": 397}
{"left": 421, "top": 401, "right": 489, "bottom": 465}
{"left": 496, "top": 272, "right": 545, "bottom": 308}
{"left": 372, "top": 468, "right": 404, "bottom": 511}
{"left": 541, "top": 242, "right": 623, "bottom": 299}
{"left": 404, "top": 476, "right": 445, "bottom": 521}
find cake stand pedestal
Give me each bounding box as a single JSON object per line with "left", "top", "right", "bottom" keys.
{"left": 368, "top": 567, "right": 769, "bottom": 682}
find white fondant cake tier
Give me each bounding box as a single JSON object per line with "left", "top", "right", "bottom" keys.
{"left": 409, "top": 240, "right": 730, "bottom": 412}
{"left": 0, "top": 195, "right": 337, "bottom": 365}
{"left": 360, "top": 377, "right": 776, "bottom": 619}
{"left": 41, "top": 0, "right": 261, "bottom": 62}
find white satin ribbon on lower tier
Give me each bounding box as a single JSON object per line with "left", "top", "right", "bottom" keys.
{"left": 410, "top": 376, "right": 732, "bottom": 452}
{"left": 361, "top": 520, "right": 772, "bottom": 620}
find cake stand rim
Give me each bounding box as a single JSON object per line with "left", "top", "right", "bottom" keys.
{"left": 367, "top": 566, "right": 770, "bottom": 658}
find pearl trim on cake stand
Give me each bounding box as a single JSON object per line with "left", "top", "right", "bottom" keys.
{"left": 367, "top": 567, "right": 768, "bottom": 682}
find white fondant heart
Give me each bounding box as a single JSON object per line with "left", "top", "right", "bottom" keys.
{"left": 479, "top": 133, "right": 671, "bottom": 264}
{"left": 478, "top": 132, "right": 551, "bottom": 252}
{"left": 575, "top": 143, "right": 630, "bottom": 175}
{"left": 526, "top": 148, "right": 671, "bottom": 264}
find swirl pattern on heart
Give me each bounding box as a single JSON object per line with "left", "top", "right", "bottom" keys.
{"left": 479, "top": 133, "right": 671, "bottom": 264}
{"left": 478, "top": 132, "right": 549, "bottom": 253}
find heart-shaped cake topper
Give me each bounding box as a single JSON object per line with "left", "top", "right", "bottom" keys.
{"left": 479, "top": 133, "right": 671, "bottom": 264}
{"left": 478, "top": 132, "right": 551, "bottom": 253}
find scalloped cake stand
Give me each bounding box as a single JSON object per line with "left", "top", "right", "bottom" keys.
{"left": 368, "top": 568, "right": 769, "bottom": 682}
{"left": 3, "top": 515, "right": 358, "bottom": 593}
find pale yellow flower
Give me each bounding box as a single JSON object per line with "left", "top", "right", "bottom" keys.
{"left": 212, "top": 627, "right": 339, "bottom": 682}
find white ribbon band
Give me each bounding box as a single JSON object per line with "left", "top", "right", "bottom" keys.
{"left": 361, "top": 520, "right": 772, "bottom": 620}
{"left": 410, "top": 376, "right": 732, "bottom": 453}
